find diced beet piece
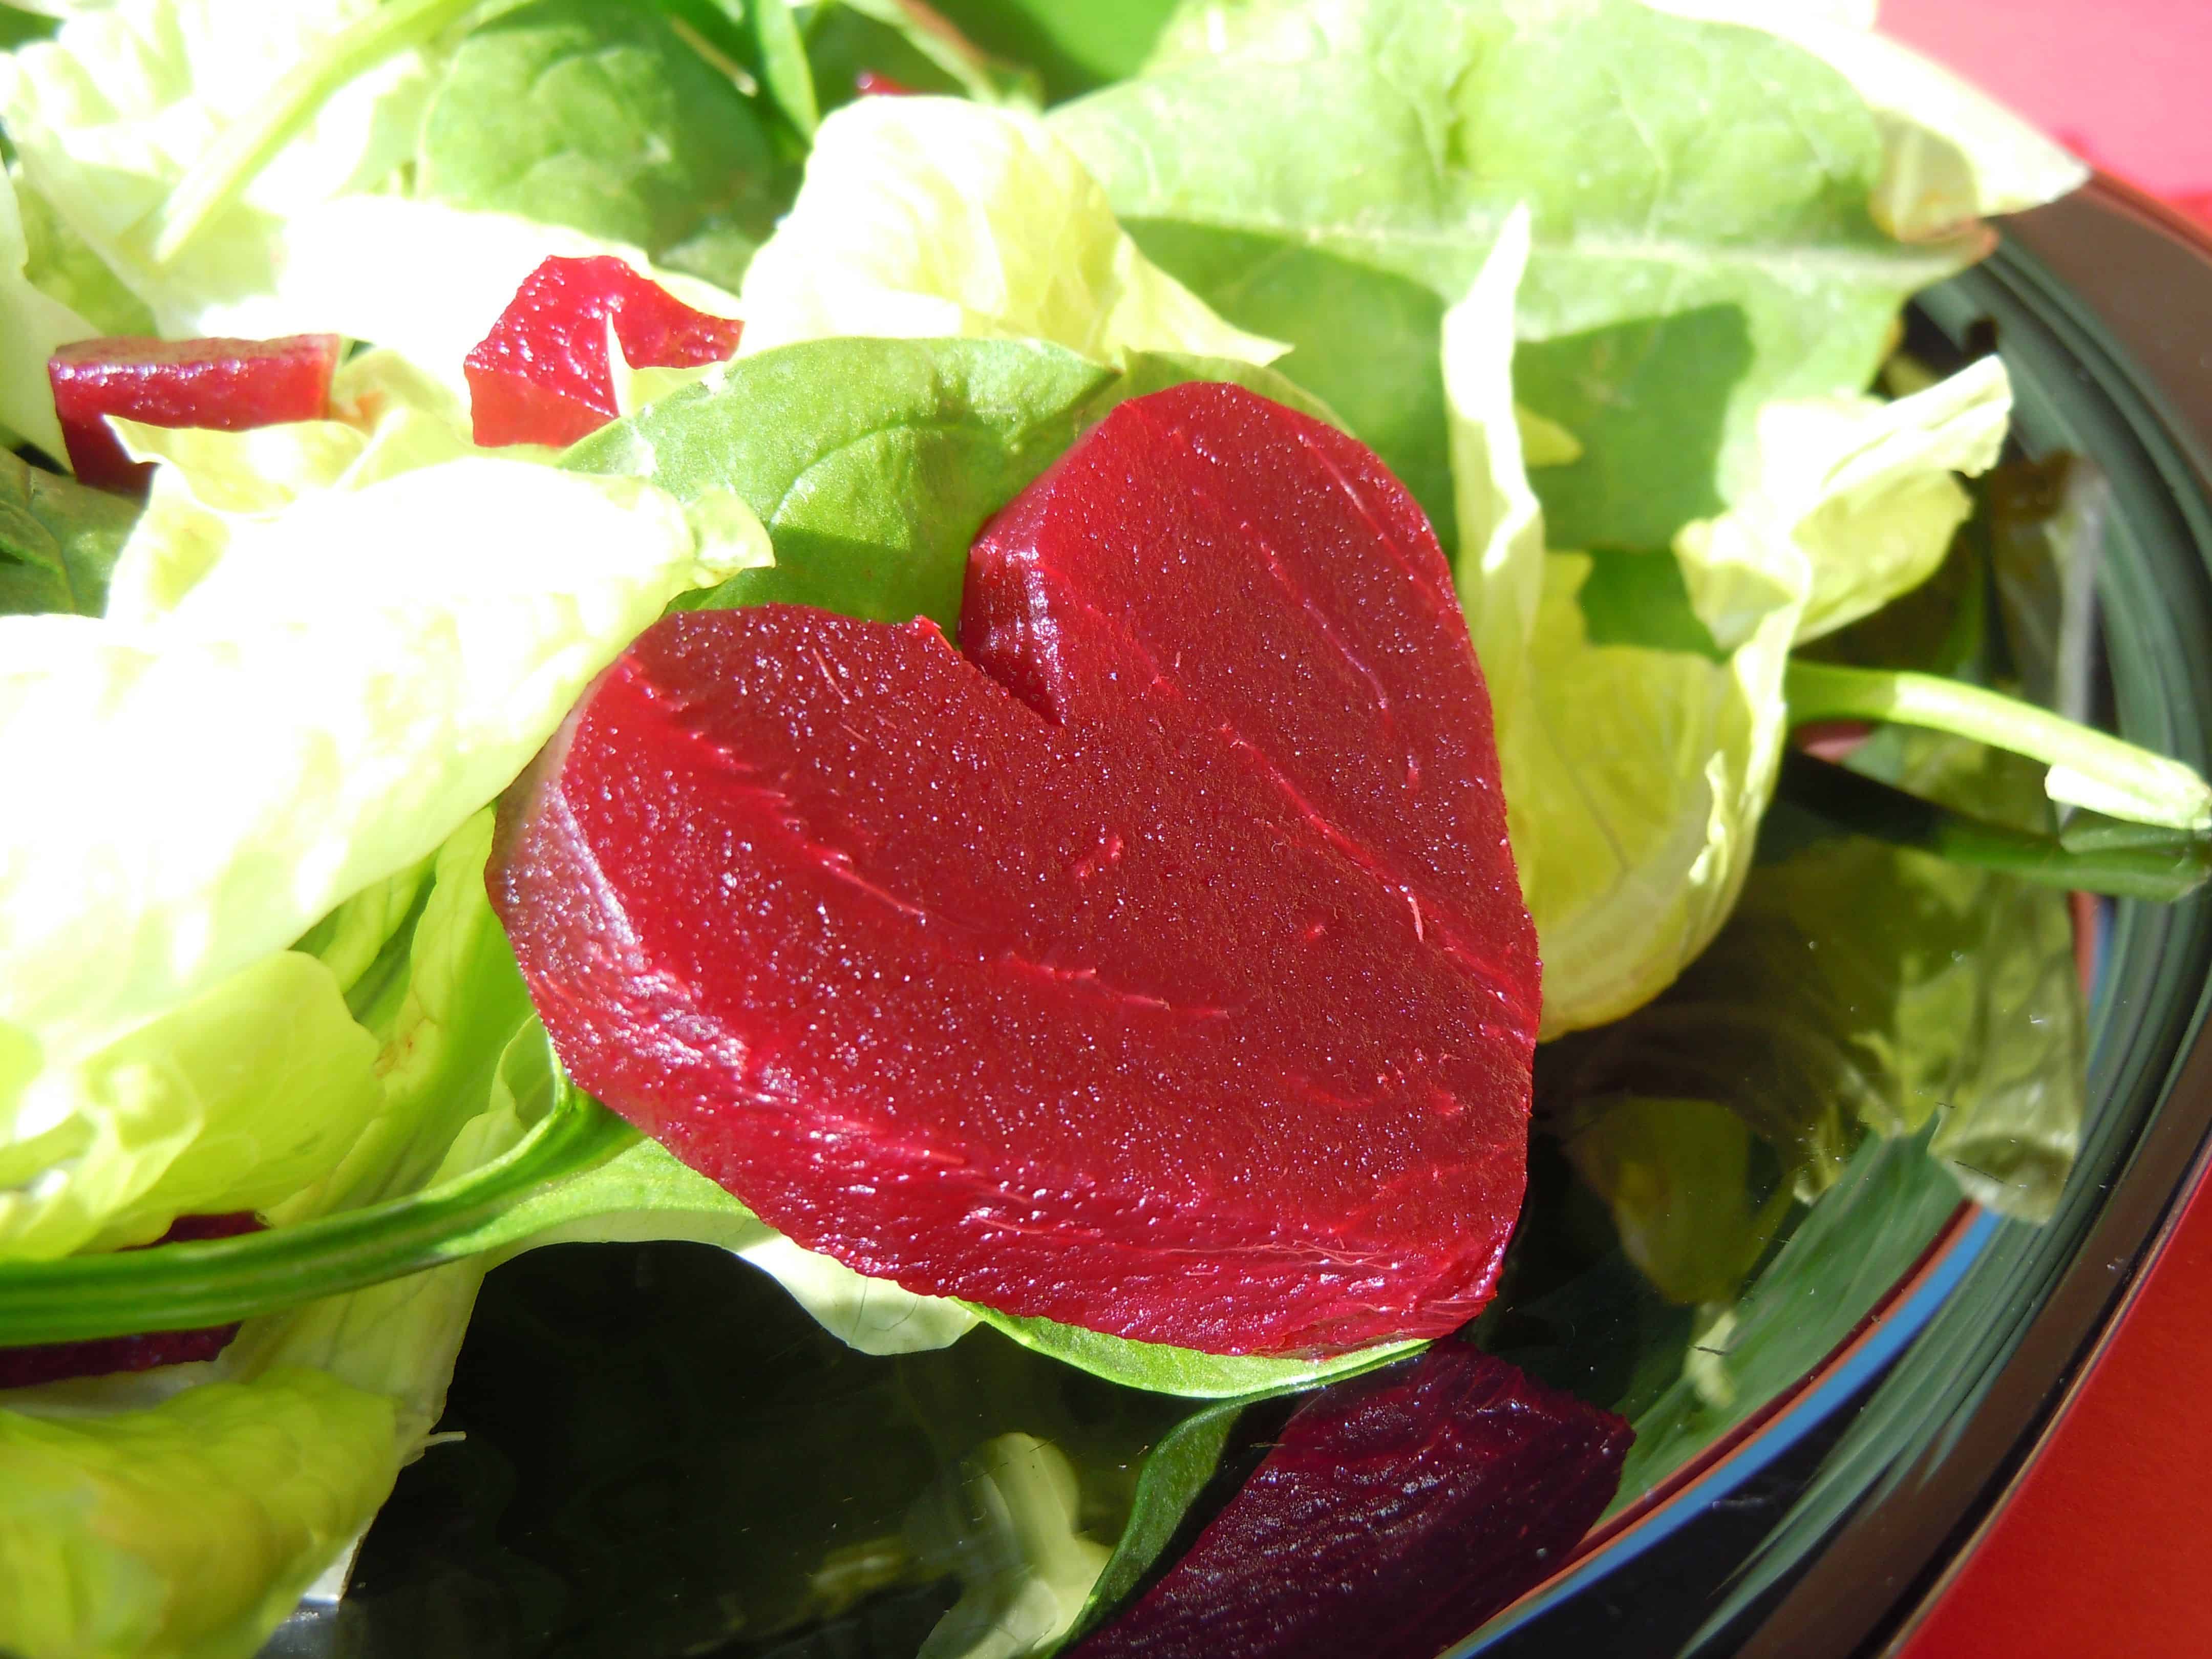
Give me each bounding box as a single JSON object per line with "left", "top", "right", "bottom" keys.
{"left": 0, "top": 1213, "right": 263, "bottom": 1390}
{"left": 855, "top": 70, "right": 918, "bottom": 95}
{"left": 463, "top": 254, "right": 743, "bottom": 448}
{"left": 48, "top": 334, "right": 341, "bottom": 494}
{"left": 490, "top": 383, "right": 1540, "bottom": 1355}
{"left": 1072, "top": 1346, "right": 1631, "bottom": 1659}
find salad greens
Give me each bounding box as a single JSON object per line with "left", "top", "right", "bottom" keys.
{"left": 0, "top": 1, "right": 2192, "bottom": 1654}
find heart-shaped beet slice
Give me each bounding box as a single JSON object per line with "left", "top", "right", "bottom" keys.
{"left": 492, "top": 383, "right": 1540, "bottom": 1354}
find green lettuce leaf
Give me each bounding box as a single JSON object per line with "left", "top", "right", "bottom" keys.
{"left": 1549, "top": 732, "right": 2087, "bottom": 1226}
{"left": 1051, "top": 0, "right": 1984, "bottom": 551}
{"left": 969, "top": 1312, "right": 1421, "bottom": 1399}
{"left": 1636, "top": 0, "right": 2088, "bottom": 239}
{"left": 0, "top": 949, "right": 384, "bottom": 1261}
{"left": 1, "top": 442, "right": 764, "bottom": 1267}
{"left": 736, "top": 95, "right": 1283, "bottom": 366}
{"left": 0, "top": 1368, "right": 401, "bottom": 1659}
{"left": 0, "top": 167, "right": 92, "bottom": 461}
{"left": 0, "top": 845, "right": 559, "bottom": 1659}
{"left": 98, "top": 351, "right": 480, "bottom": 625}
{"left": 416, "top": 0, "right": 788, "bottom": 293}
{"left": 1, "top": 449, "right": 138, "bottom": 618}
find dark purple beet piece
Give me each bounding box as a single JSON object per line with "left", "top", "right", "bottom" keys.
{"left": 491, "top": 382, "right": 1540, "bottom": 1355}
{"left": 48, "top": 333, "right": 341, "bottom": 493}
{"left": 1072, "top": 1345, "right": 1631, "bottom": 1659}
{"left": 0, "top": 1213, "right": 263, "bottom": 1390}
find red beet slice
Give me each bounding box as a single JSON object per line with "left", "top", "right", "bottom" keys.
{"left": 491, "top": 383, "right": 1540, "bottom": 1354}
{"left": 47, "top": 334, "right": 341, "bottom": 494}
{"left": 463, "top": 255, "right": 743, "bottom": 448}
{"left": 1071, "top": 1345, "right": 1631, "bottom": 1658}
{"left": 0, "top": 1213, "right": 263, "bottom": 1390}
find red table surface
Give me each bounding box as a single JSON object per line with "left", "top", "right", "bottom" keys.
{"left": 1877, "top": 3, "right": 2212, "bottom": 1652}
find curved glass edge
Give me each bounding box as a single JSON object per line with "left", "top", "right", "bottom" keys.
{"left": 1454, "top": 1208, "right": 2000, "bottom": 1653}
{"left": 1452, "top": 184, "right": 2212, "bottom": 1658}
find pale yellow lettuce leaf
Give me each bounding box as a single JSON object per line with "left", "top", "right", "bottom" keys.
{"left": 1682, "top": 354, "right": 2011, "bottom": 647}
{"left": 0, "top": 950, "right": 382, "bottom": 1260}
{"left": 1445, "top": 207, "right": 1806, "bottom": 1034}
{"left": 1504, "top": 554, "right": 1803, "bottom": 1036}
{"left": 1442, "top": 205, "right": 1543, "bottom": 720}
{"left": 0, "top": 0, "right": 433, "bottom": 333}
{"left": 100, "top": 350, "right": 480, "bottom": 625}
{"left": 737, "top": 95, "right": 1284, "bottom": 366}
{"left": 0, "top": 458, "right": 766, "bottom": 1068}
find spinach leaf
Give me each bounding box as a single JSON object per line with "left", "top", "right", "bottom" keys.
{"left": 1052, "top": 0, "right": 1980, "bottom": 549}
{"left": 1516, "top": 307, "right": 1753, "bottom": 553}
{"left": 561, "top": 337, "right": 1333, "bottom": 632}
{"left": 417, "top": 0, "right": 789, "bottom": 290}
{"left": 924, "top": 0, "right": 1180, "bottom": 103}
{"left": 564, "top": 336, "right": 1119, "bottom": 628}
{"left": 0, "top": 449, "right": 138, "bottom": 616}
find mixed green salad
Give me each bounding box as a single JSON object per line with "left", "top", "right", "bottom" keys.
{"left": 2, "top": 1, "right": 2206, "bottom": 1655}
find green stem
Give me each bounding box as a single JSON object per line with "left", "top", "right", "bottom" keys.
{"left": 1785, "top": 660, "right": 2212, "bottom": 833}
{"left": 0, "top": 1089, "right": 635, "bottom": 1346}
{"left": 1776, "top": 749, "right": 2212, "bottom": 901}
{"left": 147, "top": 0, "right": 482, "bottom": 266}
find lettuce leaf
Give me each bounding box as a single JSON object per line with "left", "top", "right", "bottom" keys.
{"left": 1548, "top": 733, "right": 2087, "bottom": 1227}
{"left": 0, "top": 1368, "right": 401, "bottom": 1659}
{"left": 1451, "top": 239, "right": 2025, "bottom": 1031}
{"left": 0, "top": 167, "right": 93, "bottom": 461}
{"left": 1683, "top": 354, "right": 2012, "bottom": 648}
{"left": 0, "top": 0, "right": 434, "bottom": 332}
{"left": 1, "top": 449, "right": 138, "bottom": 618}
{"left": 736, "top": 95, "right": 1284, "bottom": 367}
{"left": 0, "top": 449, "right": 765, "bottom": 1264}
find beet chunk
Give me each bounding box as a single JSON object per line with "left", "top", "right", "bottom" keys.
{"left": 48, "top": 333, "right": 341, "bottom": 494}
{"left": 0, "top": 1213, "right": 263, "bottom": 1390}
{"left": 1072, "top": 1346, "right": 1631, "bottom": 1659}
{"left": 491, "top": 383, "right": 1540, "bottom": 1355}
{"left": 463, "top": 254, "right": 743, "bottom": 448}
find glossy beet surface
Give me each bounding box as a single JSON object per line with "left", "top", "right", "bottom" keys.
{"left": 0, "top": 1213, "right": 262, "bottom": 1388}
{"left": 1072, "top": 1345, "right": 1632, "bottom": 1658}
{"left": 492, "top": 384, "right": 1540, "bottom": 1354}
{"left": 463, "top": 254, "right": 743, "bottom": 447}
{"left": 47, "top": 333, "right": 339, "bottom": 493}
